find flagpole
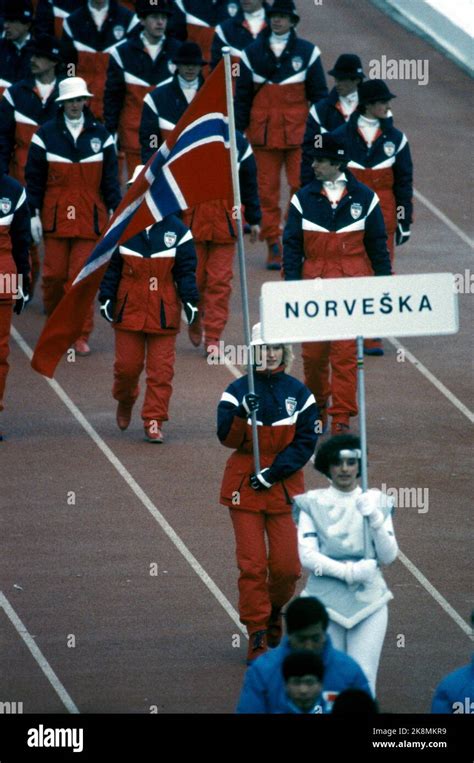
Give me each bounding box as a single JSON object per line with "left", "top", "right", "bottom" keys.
{"left": 357, "top": 334, "right": 372, "bottom": 557}
{"left": 223, "top": 48, "right": 261, "bottom": 474}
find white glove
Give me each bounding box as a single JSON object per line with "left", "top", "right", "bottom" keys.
{"left": 30, "top": 211, "right": 43, "bottom": 244}
{"left": 346, "top": 559, "right": 378, "bottom": 585}
{"left": 356, "top": 492, "right": 385, "bottom": 529}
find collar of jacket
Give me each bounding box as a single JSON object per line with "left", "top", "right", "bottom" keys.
{"left": 58, "top": 105, "right": 97, "bottom": 131}
{"left": 84, "top": 0, "right": 120, "bottom": 22}
{"left": 351, "top": 109, "right": 393, "bottom": 130}
{"left": 131, "top": 32, "right": 170, "bottom": 54}
{"left": 262, "top": 25, "right": 297, "bottom": 53}
{"left": 308, "top": 169, "right": 357, "bottom": 196}
{"left": 255, "top": 364, "right": 286, "bottom": 378}
{"left": 170, "top": 73, "right": 204, "bottom": 98}
{"left": 279, "top": 634, "right": 334, "bottom": 664}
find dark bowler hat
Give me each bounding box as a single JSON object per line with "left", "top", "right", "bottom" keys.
{"left": 358, "top": 79, "right": 396, "bottom": 104}
{"left": 328, "top": 54, "right": 365, "bottom": 80}
{"left": 267, "top": 0, "right": 300, "bottom": 24}
{"left": 136, "top": 0, "right": 174, "bottom": 17}
{"left": 30, "top": 35, "right": 62, "bottom": 62}
{"left": 312, "top": 133, "right": 346, "bottom": 163}
{"left": 172, "top": 42, "right": 207, "bottom": 66}
{"left": 4, "top": 0, "right": 33, "bottom": 23}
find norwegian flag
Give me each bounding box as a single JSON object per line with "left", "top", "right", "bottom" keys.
{"left": 31, "top": 61, "right": 232, "bottom": 378}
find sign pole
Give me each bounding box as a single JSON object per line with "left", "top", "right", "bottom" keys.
{"left": 356, "top": 334, "right": 372, "bottom": 557}
{"left": 223, "top": 48, "right": 261, "bottom": 473}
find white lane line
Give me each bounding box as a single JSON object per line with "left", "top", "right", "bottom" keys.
{"left": 0, "top": 592, "right": 80, "bottom": 713}
{"left": 414, "top": 188, "right": 474, "bottom": 251}
{"left": 387, "top": 337, "right": 474, "bottom": 423}
{"left": 11, "top": 327, "right": 246, "bottom": 639}
{"left": 396, "top": 553, "right": 473, "bottom": 640}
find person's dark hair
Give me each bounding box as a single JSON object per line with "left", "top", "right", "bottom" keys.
{"left": 314, "top": 434, "right": 362, "bottom": 478}
{"left": 285, "top": 597, "right": 329, "bottom": 633}
{"left": 331, "top": 689, "right": 379, "bottom": 714}
{"left": 282, "top": 650, "right": 324, "bottom": 682}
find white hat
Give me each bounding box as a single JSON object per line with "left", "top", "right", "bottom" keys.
{"left": 55, "top": 77, "right": 93, "bottom": 102}
{"left": 250, "top": 322, "right": 264, "bottom": 346}
{"left": 127, "top": 165, "right": 145, "bottom": 186}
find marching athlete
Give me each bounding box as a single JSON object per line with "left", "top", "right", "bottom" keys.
{"left": 283, "top": 134, "right": 392, "bottom": 434}
{"left": 0, "top": 172, "right": 31, "bottom": 440}
{"left": 211, "top": 0, "right": 269, "bottom": 68}
{"left": 104, "top": 0, "right": 181, "bottom": 176}
{"left": 0, "top": 1, "right": 34, "bottom": 98}
{"left": 99, "top": 165, "right": 199, "bottom": 443}
{"left": 300, "top": 53, "right": 365, "bottom": 187}
{"left": 332, "top": 79, "right": 413, "bottom": 355}
{"left": 25, "top": 77, "right": 121, "bottom": 356}
{"left": 217, "top": 323, "right": 318, "bottom": 662}
{"left": 293, "top": 435, "right": 399, "bottom": 696}
{"left": 235, "top": 0, "right": 327, "bottom": 269}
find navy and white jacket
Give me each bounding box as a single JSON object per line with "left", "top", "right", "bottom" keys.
{"left": 25, "top": 107, "right": 121, "bottom": 240}
{"left": 332, "top": 112, "right": 413, "bottom": 232}
{"left": 301, "top": 87, "right": 354, "bottom": 187}
{"left": 34, "top": 0, "right": 78, "bottom": 37}
{"left": 139, "top": 73, "right": 205, "bottom": 161}
{"left": 235, "top": 28, "right": 327, "bottom": 150}
{"left": 0, "top": 77, "right": 61, "bottom": 180}
{"left": 99, "top": 214, "right": 198, "bottom": 335}
{"left": 283, "top": 171, "right": 392, "bottom": 281}
{"left": 0, "top": 173, "right": 31, "bottom": 299}
{"left": 218, "top": 369, "right": 318, "bottom": 512}
{"left": 237, "top": 635, "right": 371, "bottom": 713}
{"left": 104, "top": 33, "right": 181, "bottom": 153}
{"left": 210, "top": 2, "right": 270, "bottom": 67}
{"left": 0, "top": 36, "right": 34, "bottom": 95}
{"left": 175, "top": 0, "right": 240, "bottom": 62}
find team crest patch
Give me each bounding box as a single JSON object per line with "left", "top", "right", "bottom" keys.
{"left": 227, "top": 2, "right": 239, "bottom": 16}
{"left": 0, "top": 197, "right": 12, "bottom": 214}
{"left": 291, "top": 56, "right": 303, "bottom": 72}
{"left": 164, "top": 232, "right": 177, "bottom": 248}
{"left": 350, "top": 202, "right": 363, "bottom": 220}
{"left": 383, "top": 141, "right": 396, "bottom": 157}
{"left": 90, "top": 138, "right": 101, "bottom": 153}
{"left": 113, "top": 24, "right": 125, "bottom": 41}
{"left": 285, "top": 397, "right": 297, "bottom": 416}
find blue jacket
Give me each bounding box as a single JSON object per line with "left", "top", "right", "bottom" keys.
{"left": 235, "top": 27, "right": 327, "bottom": 146}
{"left": 210, "top": 3, "right": 270, "bottom": 67}
{"left": 300, "top": 88, "right": 351, "bottom": 187}
{"left": 431, "top": 656, "right": 474, "bottom": 714}
{"left": 283, "top": 171, "right": 392, "bottom": 281}
{"left": 332, "top": 112, "right": 413, "bottom": 229}
{"left": 237, "top": 635, "right": 371, "bottom": 713}
{"left": 0, "top": 36, "right": 34, "bottom": 94}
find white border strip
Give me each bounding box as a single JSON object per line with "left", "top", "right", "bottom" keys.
{"left": 0, "top": 591, "right": 80, "bottom": 713}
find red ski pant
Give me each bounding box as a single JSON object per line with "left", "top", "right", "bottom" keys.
{"left": 0, "top": 301, "right": 12, "bottom": 411}
{"left": 230, "top": 508, "right": 301, "bottom": 633}
{"left": 302, "top": 339, "right": 358, "bottom": 418}
{"left": 43, "top": 237, "right": 95, "bottom": 338}
{"left": 253, "top": 147, "right": 301, "bottom": 243}
{"left": 194, "top": 241, "right": 235, "bottom": 343}
{"left": 113, "top": 329, "right": 176, "bottom": 423}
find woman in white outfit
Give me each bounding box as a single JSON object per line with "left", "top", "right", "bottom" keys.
{"left": 292, "top": 434, "right": 398, "bottom": 696}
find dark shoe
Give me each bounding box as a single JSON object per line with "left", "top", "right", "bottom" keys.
{"left": 266, "top": 240, "right": 282, "bottom": 271}
{"left": 364, "top": 338, "right": 384, "bottom": 356}
{"left": 331, "top": 417, "right": 350, "bottom": 435}
{"left": 73, "top": 338, "right": 91, "bottom": 356}
{"left": 246, "top": 629, "right": 268, "bottom": 664}
{"left": 267, "top": 607, "right": 283, "bottom": 648}
{"left": 116, "top": 402, "right": 133, "bottom": 431}
{"left": 144, "top": 420, "right": 164, "bottom": 443}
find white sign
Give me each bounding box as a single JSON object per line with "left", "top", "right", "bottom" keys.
{"left": 260, "top": 273, "right": 459, "bottom": 343}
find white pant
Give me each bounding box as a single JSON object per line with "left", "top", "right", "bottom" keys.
{"left": 327, "top": 605, "right": 388, "bottom": 697}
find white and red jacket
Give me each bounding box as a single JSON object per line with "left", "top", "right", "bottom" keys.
{"left": 175, "top": 0, "right": 237, "bottom": 62}
{"left": 0, "top": 173, "right": 30, "bottom": 301}
{"left": 25, "top": 107, "right": 121, "bottom": 240}
{"left": 283, "top": 171, "right": 392, "bottom": 280}
{"left": 235, "top": 27, "right": 327, "bottom": 151}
